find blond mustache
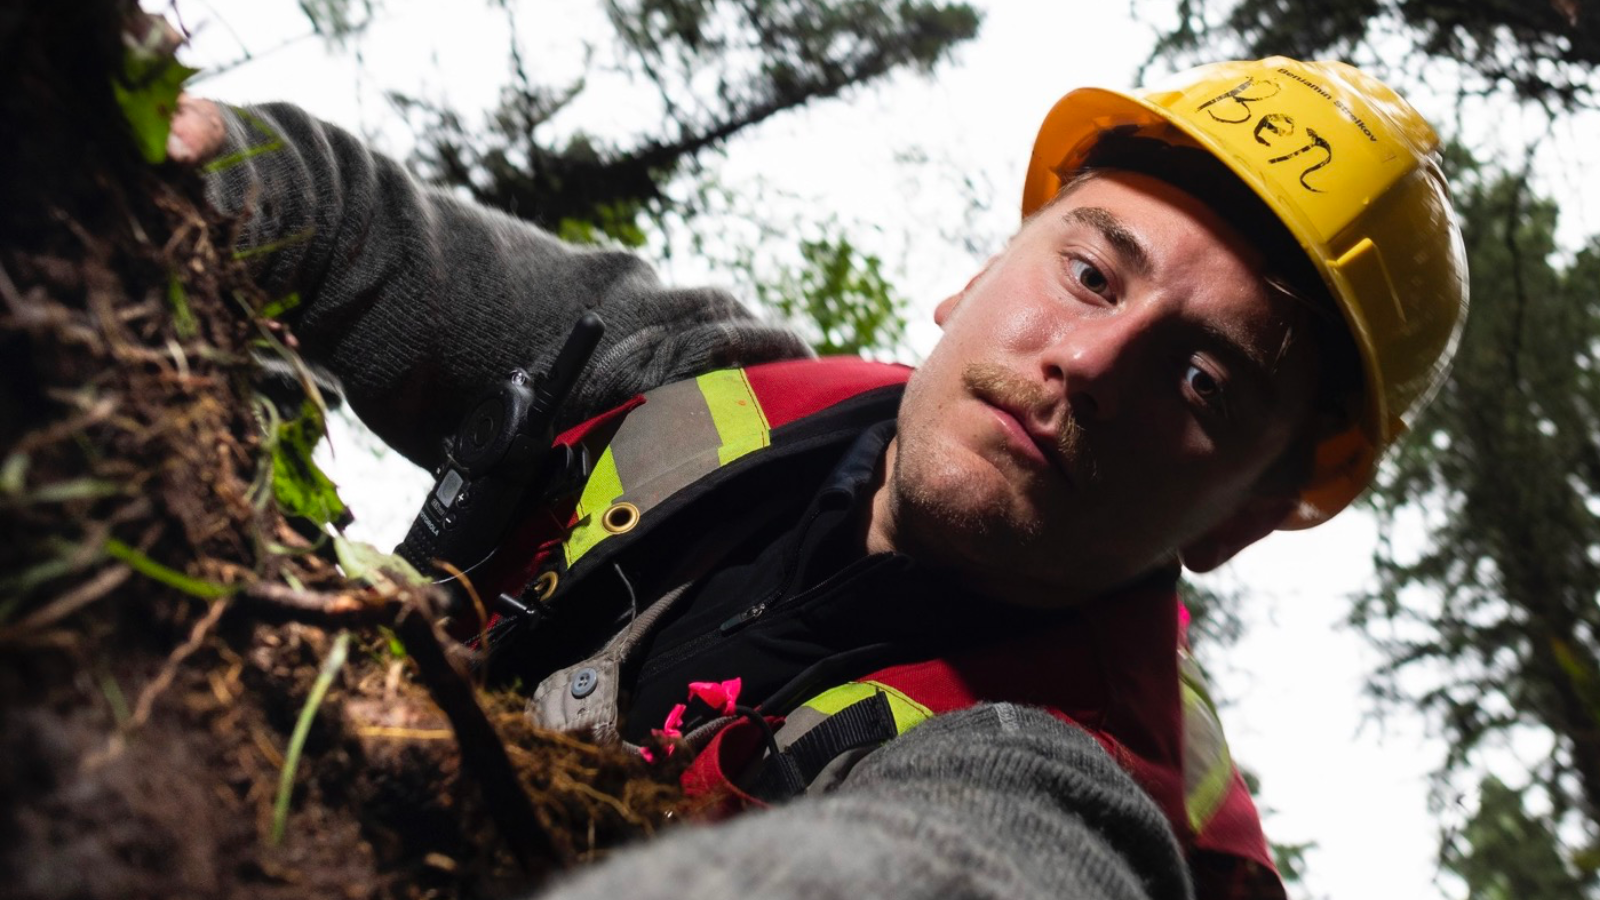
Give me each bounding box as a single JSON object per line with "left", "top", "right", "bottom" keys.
{"left": 961, "top": 363, "right": 1095, "bottom": 483}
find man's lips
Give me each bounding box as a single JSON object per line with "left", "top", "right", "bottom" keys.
{"left": 961, "top": 362, "right": 1090, "bottom": 485}
{"left": 984, "top": 400, "right": 1069, "bottom": 478}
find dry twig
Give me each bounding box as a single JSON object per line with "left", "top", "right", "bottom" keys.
{"left": 1, "top": 563, "right": 132, "bottom": 638}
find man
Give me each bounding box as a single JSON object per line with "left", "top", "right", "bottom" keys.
{"left": 177, "top": 55, "right": 1466, "bottom": 899}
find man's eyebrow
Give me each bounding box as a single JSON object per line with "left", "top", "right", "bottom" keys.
{"left": 1059, "top": 206, "right": 1151, "bottom": 277}
{"left": 1198, "top": 321, "right": 1281, "bottom": 405}
{"left": 1199, "top": 321, "right": 1268, "bottom": 369}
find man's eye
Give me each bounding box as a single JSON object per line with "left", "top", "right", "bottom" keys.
{"left": 1185, "top": 363, "right": 1225, "bottom": 407}
{"left": 1067, "top": 258, "right": 1111, "bottom": 297}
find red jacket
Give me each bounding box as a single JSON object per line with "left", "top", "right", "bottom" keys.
{"left": 485, "top": 357, "right": 1285, "bottom": 900}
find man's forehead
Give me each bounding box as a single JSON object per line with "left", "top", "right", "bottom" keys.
{"left": 1050, "top": 169, "right": 1262, "bottom": 256}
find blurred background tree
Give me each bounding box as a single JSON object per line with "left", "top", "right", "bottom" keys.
{"left": 1447, "top": 775, "right": 1591, "bottom": 900}
{"left": 1144, "top": 1, "right": 1600, "bottom": 893}
{"left": 279, "top": 0, "right": 977, "bottom": 354}
{"left": 1145, "top": 0, "right": 1597, "bottom": 110}
{"left": 1366, "top": 154, "right": 1600, "bottom": 895}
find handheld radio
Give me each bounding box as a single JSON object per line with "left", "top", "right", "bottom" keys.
{"left": 396, "top": 312, "right": 605, "bottom": 582}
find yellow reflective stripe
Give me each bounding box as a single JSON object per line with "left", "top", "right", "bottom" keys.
{"left": 697, "top": 369, "right": 771, "bottom": 466}
{"left": 800, "top": 681, "right": 876, "bottom": 716}
{"left": 557, "top": 370, "right": 770, "bottom": 568}
{"left": 876, "top": 682, "right": 935, "bottom": 734}
{"left": 1180, "top": 666, "right": 1235, "bottom": 834}
{"left": 800, "top": 680, "right": 934, "bottom": 735}
{"left": 563, "top": 447, "right": 624, "bottom": 566}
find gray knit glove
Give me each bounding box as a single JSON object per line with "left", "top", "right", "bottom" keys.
{"left": 537, "top": 703, "right": 1193, "bottom": 900}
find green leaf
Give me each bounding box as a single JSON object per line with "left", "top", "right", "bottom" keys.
{"left": 0, "top": 452, "right": 28, "bottom": 495}
{"left": 167, "top": 275, "right": 197, "bottom": 338}
{"left": 104, "top": 537, "right": 235, "bottom": 600}
{"left": 377, "top": 625, "right": 407, "bottom": 660}
{"left": 97, "top": 669, "right": 131, "bottom": 726}
{"left": 258, "top": 292, "right": 303, "bottom": 320}
{"left": 270, "top": 399, "right": 348, "bottom": 528}
{"left": 332, "top": 535, "right": 425, "bottom": 587}
{"left": 555, "top": 199, "right": 648, "bottom": 248}
{"left": 753, "top": 230, "right": 909, "bottom": 357}
{"left": 556, "top": 218, "right": 598, "bottom": 245}
{"left": 203, "top": 107, "right": 287, "bottom": 175}
{"left": 23, "top": 479, "right": 126, "bottom": 504}
{"left": 113, "top": 41, "right": 198, "bottom": 165}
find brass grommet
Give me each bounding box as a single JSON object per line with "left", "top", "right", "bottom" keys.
{"left": 601, "top": 502, "right": 641, "bottom": 534}
{"left": 532, "top": 570, "right": 559, "bottom": 602}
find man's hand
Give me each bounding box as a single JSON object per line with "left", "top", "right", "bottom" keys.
{"left": 124, "top": 11, "right": 220, "bottom": 166}
{"left": 167, "top": 95, "right": 225, "bottom": 166}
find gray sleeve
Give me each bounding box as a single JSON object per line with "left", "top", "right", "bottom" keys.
{"left": 205, "top": 103, "right": 812, "bottom": 468}
{"left": 537, "top": 705, "right": 1193, "bottom": 900}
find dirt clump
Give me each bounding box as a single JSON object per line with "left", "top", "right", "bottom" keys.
{"left": 0, "top": 3, "right": 683, "bottom": 897}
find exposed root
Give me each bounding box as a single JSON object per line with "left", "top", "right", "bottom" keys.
{"left": 242, "top": 582, "right": 390, "bottom": 623}
{"left": 1, "top": 564, "right": 132, "bottom": 639}
{"left": 127, "top": 595, "right": 232, "bottom": 732}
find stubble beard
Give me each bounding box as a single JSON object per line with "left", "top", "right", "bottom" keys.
{"left": 887, "top": 362, "right": 1095, "bottom": 564}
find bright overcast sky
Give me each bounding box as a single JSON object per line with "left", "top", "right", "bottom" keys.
{"left": 157, "top": 1, "right": 1600, "bottom": 896}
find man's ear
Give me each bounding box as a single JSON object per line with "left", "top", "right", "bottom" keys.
{"left": 1179, "top": 491, "right": 1297, "bottom": 573}
{"left": 936, "top": 257, "right": 999, "bottom": 327}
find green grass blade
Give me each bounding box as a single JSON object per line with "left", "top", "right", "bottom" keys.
{"left": 271, "top": 631, "right": 350, "bottom": 845}
{"left": 103, "top": 538, "right": 235, "bottom": 600}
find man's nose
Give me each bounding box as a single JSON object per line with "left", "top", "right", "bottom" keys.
{"left": 1039, "top": 317, "right": 1138, "bottom": 422}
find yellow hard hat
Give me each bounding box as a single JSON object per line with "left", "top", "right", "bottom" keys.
{"left": 1022, "top": 57, "right": 1468, "bottom": 528}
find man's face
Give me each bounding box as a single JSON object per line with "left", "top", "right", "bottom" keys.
{"left": 881, "top": 171, "right": 1320, "bottom": 606}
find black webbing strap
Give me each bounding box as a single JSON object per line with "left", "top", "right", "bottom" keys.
{"left": 753, "top": 690, "right": 900, "bottom": 801}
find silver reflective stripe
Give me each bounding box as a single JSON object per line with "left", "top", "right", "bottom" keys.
{"left": 565, "top": 370, "right": 771, "bottom": 566}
